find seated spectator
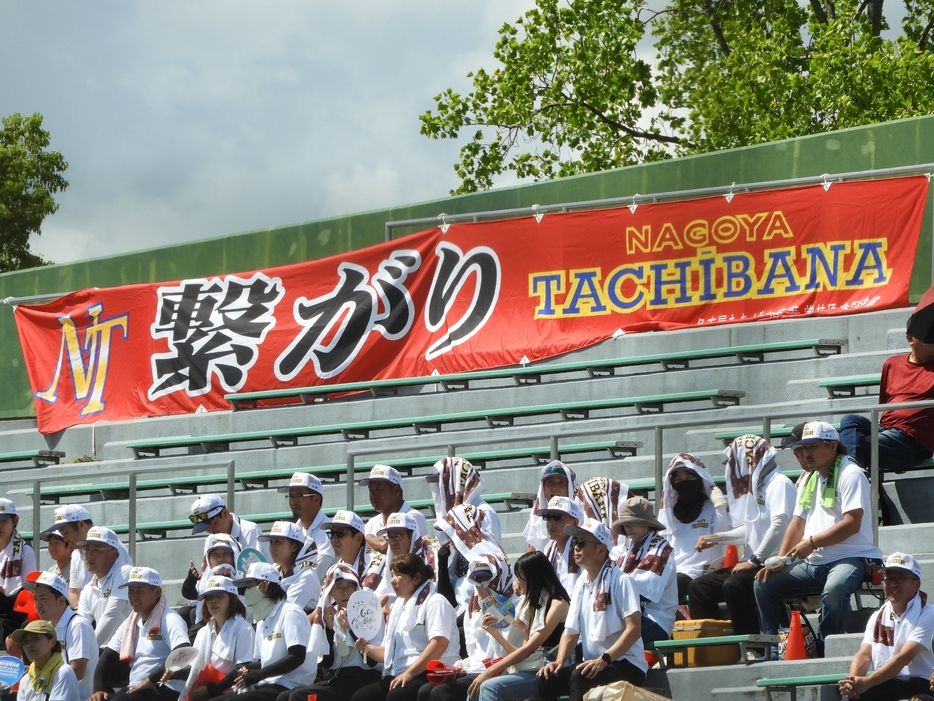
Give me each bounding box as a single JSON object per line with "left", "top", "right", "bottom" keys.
{"left": 32, "top": 571, "right": 99, "bottom": 701}
{"left": 177, "top": 576, "right": 254, "bottom": 701}
{"left": 689, "top": 435, "right": 795, "bottom": 634}
{"left": 42, "top": 504, "right": 95, "bottom": 609}
{"left": 367, "top": 512, "right": 437, "bottom": 597}
{"left": 298, "top": 564, "right": 382, "bottom": 701}
{"left": 12, "top": 620, "right": 81, "bottom": 701}
{"left": 468, "top": 551, "right": 570, "bottom": 701}
{"left": 92, "top": 567, "right": 191, "bottom": 701}
{"left": 838, "top": 553, "right": 934, "bottom": 701}
{"left": 427, "top": 457, "right": 501, "bottom": 542}
{"left": 181, "top": 533, "right": 241, "bottom": 625}
{"left": 42, "top": 530, "right": 74, "bottom": 582}
{"left": 321, "top": 510, "right": 370, "bottom": 580}
{"left": 434, "top": 505, "right": 502, "bottom": 616}
{"left": 611, "top": 497, "right": 678, "bottom": 647}
{"left": 657, "top": 453, "right": 729, "bottom": 600}
{"left": 76, "top": 527, "right": 134, "bottom": 648}
{"left": 259, "top": 521, "right": 321, "bottom": 612}
{"left": 278, "top": 473, "right": 334, "bottom": 581}
{"left": 0, "top": 498, "right": 37, "bottom": 640}
{"left": 534, "top": 518, "right": 646, "bottom": 701}
{"left": 576, "top": 478, "right": 632, "bottom": 557}
{"left": 360, "top": 465, "right": 429, "bottom": 555}
{"left": 204, "top": 563, "right": 315, "bottom": 701}
{"left": 539, "top": 496, "right": 584, "bottom": 594}
{"left": 523, "top": 462, "right": 580, "bottom": 552}
{"left": 351, "top": 553, "right": 460, "bottom": 701}
{"left": 755, "top": 421, "right": 883, "bottom": 653}
{"left": 189, "top": 494, "right": 266, "bottom": 558}
{"left": 840, "top": 326, "right": 934, "bottom": 477}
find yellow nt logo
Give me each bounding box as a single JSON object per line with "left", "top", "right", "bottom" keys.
{"left": 35, "top": 303, "right": 129, "bottom": 417}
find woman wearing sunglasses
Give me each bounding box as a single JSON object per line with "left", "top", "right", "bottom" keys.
{"left": 259, "top": 521, "right": 321, "bottom": 613}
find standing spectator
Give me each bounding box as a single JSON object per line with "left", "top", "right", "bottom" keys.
{"left": 755, "top": 421, "right": 883, "bottom": 653}
{"left": 0, "top": 498, "right": 37, "bottom": 640}
{"left": 426, "top": 457, "right": 501, "bottom": 541}
{"left": 523, "top": 462, "right": 580, "bottom": 552}
{"left": 259, "top": 521, "right": 321, "bottom": 612}
{"left": 42, "top": 504, "right": 95, "bottom": 609}
{"left": 321, "top": 511, "right": 370, "bottom": 580}
{"left": 838, "top": 553, "right": 934, "bottom": 701}
{"left": 76, "top": 527, "right": 134, "bottom": 648}
{"left": 533, "top": 518, "right": 646, "bottom": 701}
{"left": 690, "top": 435, "right": 795, "bottom": 634}
{"left": 278, "top": 473, "right": 334, "bottom": 580}
{"left": 42, "top": 531, "right": 74, "bottom": 582}
{"left": 189, "top": 495, "right": 267, "bottom": 559}
{"left": 360, "top": 465, "right": 429, "bottom": 555}
{"left": 12, "top": 620, "right": 81, "bottom": 701}
{"left": 611, "top": 497, "right": 678, "bottom": 647}
{"left": 540, "top": 496, "right": 584, "bottom": 594}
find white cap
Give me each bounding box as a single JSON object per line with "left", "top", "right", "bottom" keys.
{"left": 277, "top": 472, "right": 323, "bottom": 495}
{"left": 0, "top": 499, "right": 16, "bottom": 520}
{"left": 119, "top": 566, "right": 163, "bottom": 589}
{"left": 28, "top": 571, "right": 68, "bottom": 597}
{"left": 232, "top": 562, "right": 281, "bottom": 586}
{"left": 377, "top": 511, "right": 417, "bottom": 536}
{"left": 539, "top": 496, "right": 583, "bottom": 522}
{"left": 321, "top": 510, "right": 365, "bottom": 533}
{"left": 190, "top": 494, "right": 227, "bottom": 534}
{"left": 794, "top": 421, "right": 840, "bottom": 447}
{"left": 77, "top": 526, "right": 121, "bottom": 550}
{"left": 43, "top": 504, "right": 92, "bottom": 534}
{"left": 40, "top": 529, "right": 66, "bottom": 543}
{"left": 258, "top": 520, "right": 306, "bottom": 543}
{"left": 205, "top": 533, "right": 238, "bottom": 553}
{"left": 359, "top": 464, "right": 403, "bottom": 487}
{"left": 884, "top": 552, "right": 922, "bottom": 579}
{"left": 565, "top": 517, "right": 613, "bottom": 550}
{"left": 198, "top": 575, "right": 238, "bottom": 599}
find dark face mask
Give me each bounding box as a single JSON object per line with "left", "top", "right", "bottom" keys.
{"left": 672, "top": 478, "right": 705, "bottom": 504}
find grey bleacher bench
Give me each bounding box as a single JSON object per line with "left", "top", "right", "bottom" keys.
{"left": 226, "top": 338, "right": 845, "bottom": 410}
{"left": 127, "top": 390, "right": 742, "bottom": 458}
{"left": 819, "top": 374, "right": 881, "bottom": 398}
{"left": 0, "top": 450, "right": 66, "bottom": 468}
{"left": 756, "top": 673, "right": 846, "bottom": 701}
{"left": 17, "top": 440, "right": 638, "bottom": 504}
{"left": 654, "top": 634, "right": 780, "bottom": 668}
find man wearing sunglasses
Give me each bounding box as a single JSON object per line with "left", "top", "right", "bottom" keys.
{"left": 320, "top": 511, "right": 370, "bottom": 581}
{"left": 540, "top": 496, "right": 583, "bottom": 594}
{"left": 534, "top": 518, "right": 646, "bottom": 701}
{"left": 277, "top": 472, "right": 334, "bottom": 582}
{"left": 188, "top": 494, "right": 265, "bottom": 558}
{"left": 838, "top": 552, "right": 934, "bottom": 701}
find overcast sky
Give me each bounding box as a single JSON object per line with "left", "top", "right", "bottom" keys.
{"left": 0, "top": 1, "right": 536, "bottom": 266}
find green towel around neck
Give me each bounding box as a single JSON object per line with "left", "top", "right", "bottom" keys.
{"left": 797, "top": 454, "right": 843, "bottom": 510}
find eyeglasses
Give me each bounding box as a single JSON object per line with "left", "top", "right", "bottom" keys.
{"left": 83, "top": 547, "right": 112, "bottom": 556}
{"left": 571, "top": 537, "right": 599, "bottom": 550}
{"left": 286, "top": 493, "right": 317, "bottom": 501}
{"left": 386, "top": 532, "right": 408, "bottom": 541}
{"left": 883, "top": 574, "right": 919, "bottom": 584}
{"left": 541, "top": 513, "right": 567, "bottom": 522}
{"left": 189, "top": 507, "right": 223, "bottom": 524}
{"left": 327, "top": 529, "right": 353, "bottom": 539}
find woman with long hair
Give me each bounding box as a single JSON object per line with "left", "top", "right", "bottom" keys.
{"left": 259, "top": 521, "right": 321, "bottom": 612}
{"left": 13, "top": 620, "right": 80, "bottom": 701}
{"left": 467, "top": 551, "right": 570, "bottom": 701}
{"left": 351, "top": 553, "right": 459, "bottom": 701}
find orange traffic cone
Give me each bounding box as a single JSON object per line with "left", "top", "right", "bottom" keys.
{"left": 724, "top": 545, "right": 738, "bottom": 569}
{"left": 784, "top": 610, "right": 807, "bottom": 660}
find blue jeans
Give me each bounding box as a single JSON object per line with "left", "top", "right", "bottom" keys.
{"left": 753, "top": 557, "right": 869, "bottom": 643}
{"left": 476, "top": 671, "right": 538, "bottom": 701}
{"left": 839, "top": 414, "right": 930, "bottom": 474}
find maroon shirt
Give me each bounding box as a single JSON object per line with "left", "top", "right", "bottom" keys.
{"left": 880, "top": 354, "right": 934, "bottom": 453}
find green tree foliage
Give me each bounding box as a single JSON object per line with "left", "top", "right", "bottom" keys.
{"left": 0, "top": 113, "right": 69, "bottom": 272}
{"left": 420, "top": 0, "right": 934, "bottom": 193}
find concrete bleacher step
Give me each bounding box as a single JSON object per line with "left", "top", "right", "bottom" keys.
{"left": 879, "top": 521, "right": 934, "bottom": 558}
{"left": 822, "top": 633, "right": 863, "bottom": 659}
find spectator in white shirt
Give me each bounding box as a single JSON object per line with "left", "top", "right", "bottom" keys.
{"left": 12, "top": 620, "right": 80, "bottom": 701}
{"left": 360, "top": 465, "right": 429, "bottom": 555}
{"left": 278, "top": 473, "right": 334, "bottom": 580}
{"left": 42, "top": 504, "right": 96, "bottom": 609}
{"left": 76, "top": 527, "right": 134, "bottom": 648}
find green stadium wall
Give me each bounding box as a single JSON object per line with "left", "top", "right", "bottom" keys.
{"left": 2, "top": 115, "right": 933, "bottom": 421}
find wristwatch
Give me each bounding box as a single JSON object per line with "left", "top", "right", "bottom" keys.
{"left": 601, "top": 653, "right": 612, "bottom": 665}
{"left": 750, "top": 555, "right": 763, "bottom": 568}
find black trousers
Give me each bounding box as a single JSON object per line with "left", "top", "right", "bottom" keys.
{"left": 418, "top": 674, "right": 477, "bottom": 701}
{"left": 110, "top": 684, "right": 180, "bottom": 701}
{"left": 531, "top": 660, "right": 645, "bottom": 701}
{"left": 206, "top": 684, "right": 286, "bottom": 701}
{"left": 280, "top": 668, "right": 381, "bottom": 701}
{"left": 688, "top": 566, "right": 761, "bottom": 635}
{"left": 852, "top": 676, "right": 930, "bottom": 700}
{"left": 675, "top": 573, "right": 693, "bottom": 604}
{"left": 351, "top": 673, "right": 432, "bottom": 701}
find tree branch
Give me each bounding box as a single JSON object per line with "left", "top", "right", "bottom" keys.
{"left": 918, "top": 14, "right": 934, "bottom": 49}
{"left": 577, "top": 98, "right": 692, "bottom": 147}
{"left": 703, "top": 0, "right": 732, "bottom": 56}
{"left": 809, "top": 0, "right": 828, "bottom": 24}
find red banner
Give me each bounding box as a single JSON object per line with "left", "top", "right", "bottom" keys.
{"left": 14, "top": 176, "right": 928, "bottom": 434}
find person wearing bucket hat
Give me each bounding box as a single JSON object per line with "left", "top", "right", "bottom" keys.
{"left": 259, "top": 521, "right": 321, "bottom": 612}
{"left": 534, "top": 518, "right": 646, "bottom": 701}
{"left": 92, "top": 567, "right": 191, "bottom": 701}
{"left": 13, "top": 619, "right": 81, "bottom": 701}
{"left": 176, "top": 576, "right": 253, "bottom": 701}
{"left": 539, "top": 496, "right": 584, "bottom": 594}
{"left": 689, "top": 435, "right": 796, "bottom": 636}
{"left": 838, "top": 552, "right": 934, "bottom": 701}
{"left": 754, "top": 420, "right": 883, "bottom": 653}
{"left": 200, "top": 562, "right": 315, "bottom": 701}
{"left": 0, "top": 497, "right": 37, "bottom": 641}
{"left": 278, "top": 473, "right": 334, "bottom": 582}
{"left": 43, "top": 504, "right": 95, "bottom": 608}
{"left": 611, "top": 497, "right": 678, "bottom": 648}
{"left": 76, "top": 527, "right": 135, "bottom": 649}
{"left": 523, "top": 462, "right": 581, "bottom": 552}
{"left": 360, "top": 465, "right": 429, "bottom": 556}
{"left": 32, "top": 571, "right": 99, "bottom": 700}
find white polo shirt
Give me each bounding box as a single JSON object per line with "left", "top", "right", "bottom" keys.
{"left": 185, "top": 615, "right": 255, "bottom": 697}
{"left": 384, "top": 587, "right": 459, "bottom": 677}
{"left": 77, "top": 563, "right": 133, "bottom": 647}
{"left": 281, "top": 564, "right": 321, "bottom": 612}
{"left": 16, "top": 663, "right": 80, "bottom": 701}
{"left": 255, "top": 601, "right": 315, "bottom": 689}
{"left": 364, "top": 502, "right": 429, "bottom": 542}
{"left": 299, "top": 512, "right": 335, "bottom": 582}
{"left": 107, "top": 607, "right": 190, "bottom": 691}
{"left": 545, "top": 538, "right": 580, "bottom": 594}
{"left": 56, "top": 606, "right": 99, "bottom": 700}
{"left": 69, "top": 549, "right": 92, "bottom": 591}
{"left": 863, "top": 594, "right": 934, "bottom": 678}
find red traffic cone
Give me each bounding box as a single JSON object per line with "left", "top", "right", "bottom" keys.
{"left": 723, "top": 545, "right": 738, "bottom": 569}
{"left": 785, "top": 610, "right": 807, "bottom": 660}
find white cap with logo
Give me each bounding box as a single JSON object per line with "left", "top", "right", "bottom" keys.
{"left": 793, "top": 421, "right": 840, "bottom": 447}
{"left": 277, "top": 472, "right": 323, "bottom": 495}
{"left": 884, "top": 552, "right": 922, "bottom": 580}
{"left": 77, "top": 526, "right": 122, "bottom": 550}
{"left": 359, "top": 464, "right": 403, "bottom": 487}
{"left": 322, "top": 510, "right": 365, "bottom": 533}
{"left": 539, "top": 496, "right": 584, "bottom": 523}
{"left": 27, "top": 571, "right": 69, "bottom": 597}
{"left": 565, "top": 517, "right": 613, "bottom": 550}
{"left": 377, "top": 511, "right": 417, "bottom": 536}
{"left": 43, "top": 504, "right": 92, "bottom": 534}
{"left": 258, "top": 520, "right": 306, "bottom": 544}
{"left": 119, "top": 566, "right": 163, "bottom": 589}
{"left": 0, "top": 499, "right": 16, "bottom": 520}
